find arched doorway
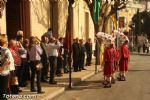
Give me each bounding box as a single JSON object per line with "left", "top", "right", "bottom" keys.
{"left": 6, "top": 0, "right": 30, "bottom": 40}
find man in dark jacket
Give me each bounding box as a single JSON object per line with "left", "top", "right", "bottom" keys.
{"left": 72, "top": 38, "right": 80, "bottom": 72}
{"left": 79, "top": 39, "right": 86, "bottom": 71}
{"left": 56, "top": 37, "right": 64, "bottom": 76}
{"left": 85, "top": 38, "right": 92, "bottom": 66}
{"left": 42, "top": 28, "right": 53, "bottom": 42}
{"left": 40, "top": 36, "right": 49, "bottom": 82}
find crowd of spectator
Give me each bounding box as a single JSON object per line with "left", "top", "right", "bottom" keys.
{"left": 0, "top": 29, "right": 93, "bottom": 100}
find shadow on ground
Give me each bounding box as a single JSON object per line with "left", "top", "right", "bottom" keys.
{"left": 66, "top": 80, "right": 104, "bottom": 91}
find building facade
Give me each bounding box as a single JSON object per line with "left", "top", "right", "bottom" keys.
{"left": 72, "top": 0, "right": 94, "bottom": 41}
{"left": 118, "top": 0, "right": 145, "bottom": 31}
{"left": 0, "top": 0, "right": 95, "bottom": 43}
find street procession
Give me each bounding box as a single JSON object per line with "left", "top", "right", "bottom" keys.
{"left": 96, "top": 30, "right": 130, "bottom": 88}
{"left": 1, "top": 0, "right": 150, "bottom": 100}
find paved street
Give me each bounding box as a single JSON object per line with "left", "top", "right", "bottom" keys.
{"left": 53, "top": 55, "right": 150, "bottom": 100}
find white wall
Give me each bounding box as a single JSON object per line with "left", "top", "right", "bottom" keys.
{"left": 30, "top": 0, "right": 50, "bottom": 39}
{"left": 57, "top": 0, "right": 69, "bottom": 37}
{"left": 0, "top": 8, "right": 6, "bottom": 34}
{"left": 72, "top": 0, "right": 94, "bottom": 43}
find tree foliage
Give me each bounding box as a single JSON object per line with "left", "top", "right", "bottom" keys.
{"left": 131, "top": 10, "right": 150, "bottom": 37}
{"left": 85, "top": 0, "right": 128, "bottom": 32}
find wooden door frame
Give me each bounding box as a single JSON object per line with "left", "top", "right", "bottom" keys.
{"left": 6, "top": 0, "right": 31, "bottom": 39}
{"left": 20, "top": 0, "right": 31, "bottom": 38}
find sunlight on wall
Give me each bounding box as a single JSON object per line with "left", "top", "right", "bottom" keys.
{"left": 73, "top": 0, "right": 94, "bottom": 43}
{"left": 58, "top": 0, "right": 69, "bottom": 38}
{"left": 0, "top": 8, "right": 6, "bottom": 34}
{"left": 30, "top": 0, "right": 50, "bottom": 39}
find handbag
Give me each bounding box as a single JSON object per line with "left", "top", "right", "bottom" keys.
{"left": 10, "top": 75, "right": 19, "bottom": 85}
{"left": 36, "top": 62, "right": 43, "bottom": 70}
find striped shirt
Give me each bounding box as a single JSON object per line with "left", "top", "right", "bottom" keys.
{"left": 9, "top": 47, "right": 21, "bottom": 66}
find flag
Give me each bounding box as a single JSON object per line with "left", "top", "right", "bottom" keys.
{"left": 93, "top": 0, "right": 101, "bottom": 24}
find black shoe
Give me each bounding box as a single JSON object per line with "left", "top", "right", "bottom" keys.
{"left": 111, "top": 78, "right": 116, "bottom": 84}
{"left": 82, "top": 68, "right": 86, "bottom": 70}
{"left": 104, "top": 83, "right": 111, "bottom": 88}
{"left": 31, "top": 89, "right": 37, "bottom": 92}
{"left": 49, "top": 81, "right": 57, "bottom": 84}
{"left": 107, "top": 83, "right": 111, "bottom": 88}
{"left": 56, "top": 74, "right": 63, "bottom": 77}
{"left": 85, "top": 64, "right": 88, "bottom": 66}
{"left": 19, "top": 89, "right": 22, "bottom": 92}
{"left": 74, "top": 70, "right": 78, "bottom": 72}
{"left": 117, "top": 77, "right": 121, "bottom": 81}
{"left": 64, "top": 70, "right": 69, "bottom": 73}
{"left": 121, "top": 76, "right": 126, "bottom": 81}
{"left": 41, "top": 79, "right": 48, "bottom": 83}
{"left": 19, "top": 83, "right": 27, "bottom": 87}
{"left": 78, "top": 69, "right": 81, "bottom": 71}
{"left": 10, "top": 85, "right": 20, "bottom": 94}
{"left": 37, "top": 91, "right": 45, "bottom": 94}
{"left": 103, "top": 80, "right": 108, "bottom": 85}
{"left": 64, "top": 71, "right": 69, "bottom": 73}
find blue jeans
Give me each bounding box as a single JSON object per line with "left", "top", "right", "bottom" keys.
{"left": 30, "top": 61, "right": 42, "bottom": 92}
{"left": 49, "top": 56, "right": 57, "bottom": 82}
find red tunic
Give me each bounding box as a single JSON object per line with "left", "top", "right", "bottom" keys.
{"left": 113, "top": 49, "right": 121, "bottom": 72}
{"left": 115, "top": 49, "right": 121, "bottom": 62}
{"left": 119, "top": 44, "right": 129, "bottom": 72}
{"left": 104, "top": 47, "right": 115, "bottom": 76}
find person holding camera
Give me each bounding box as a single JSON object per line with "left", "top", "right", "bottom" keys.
{"left": 28, "top": 36, "right": 44, "bottom": 94}
{"left": 47, "top": 38, "right": 62, "bottom": 84}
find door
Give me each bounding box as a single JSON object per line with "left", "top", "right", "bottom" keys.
{"left": 6, "top": 0, "right": 30, "bottom": 40}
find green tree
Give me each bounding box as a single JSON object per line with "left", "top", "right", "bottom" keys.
{"left": 141, "top": 11, "right": 150, "bottom": 37}
{"left": 132, "top": 9, "right": 142, "bottom": 35}
{"left": 131, "top": 10, "right": 150, "bottom": 38}
{"left": 85, "top": 0, "right": 127, "bottom": 32}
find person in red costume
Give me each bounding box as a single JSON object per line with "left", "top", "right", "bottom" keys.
{"left": 103, "top": 40, "right": 115, "bottom": 88}
{"left": 119, "top": 40, "right": 130, "bottom": 81}
{"left": 111, "top": 42, "right": 120, "bottom": 84}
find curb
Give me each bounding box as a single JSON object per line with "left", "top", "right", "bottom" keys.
{"left": 131, "top": 53, "right": 150, "bottom": 56}
{"left": 139, "top": 54, "right": 150, "bottom": 56}
{"left": 81, "top": 72, "right": 95, "bottom": 81}
{"left": 72, "top": 72, "right": 95, "bottom": 86}
{"left": 45, "top": 71, "right": 96, "bottom": 100}
{"left": 42, "top": 87, "right": 65, "bottom": 100}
